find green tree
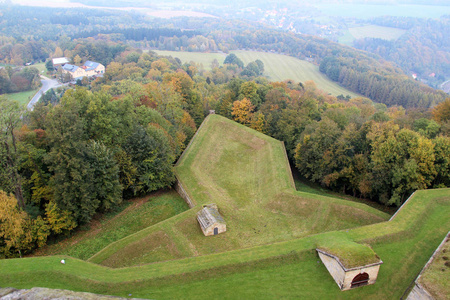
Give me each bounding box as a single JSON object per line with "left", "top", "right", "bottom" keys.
{"left": 223, "top": 53, "right": 244, "bottom": 68}
{"left": 0, "top": 97, "right": 26, "bottom": 209}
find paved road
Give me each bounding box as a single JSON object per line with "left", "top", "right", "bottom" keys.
{"left": 27, "top": 76, "right": 62, "bottom": 110}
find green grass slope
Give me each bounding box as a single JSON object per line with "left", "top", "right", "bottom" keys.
{"left": 88, "top": 115, "right": 387, "bottom": 268}
{"left": 0, "top": 189, "right": 448, "bottom": 299}
{"left": 154, "top": 50, "right": 360, "bottom": 97}
{"left": 33, "top": 190, "right": 188, "bottom": 260}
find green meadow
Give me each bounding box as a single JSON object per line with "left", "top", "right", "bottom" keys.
{"left": 4, "top": 89, "right": 38, "bottom": 105}
{"left": 339, "top": 25, "right": 406, "bottom": 46}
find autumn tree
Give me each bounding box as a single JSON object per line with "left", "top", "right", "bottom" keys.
{"left": 232, "top": 97, "right": 254, "bottom": 125}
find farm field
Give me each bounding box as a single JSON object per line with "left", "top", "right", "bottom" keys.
{"left": 88, "top": 115, "right": 388, "bottom": 268}
{"left": 154, "top": 50, "right": 360, "bottom": 98}
{"left": 339, "top": 25, "right": 406, "bottom": 45}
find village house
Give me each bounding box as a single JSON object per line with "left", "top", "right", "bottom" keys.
{"left": 61, "top": 60, "right": 105, "bottom": 80}
{"left": 197, "top": 204, "right": 226, "bottom": 236}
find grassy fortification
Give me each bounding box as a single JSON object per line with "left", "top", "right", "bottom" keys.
{"left": 1, "top": 115, "right": 447, "bottom": 299}
{"left": 88, "top": 114, "right": 387, "bottom": 267}
{"left": 0, "top": 189, "right": 448, "bottom": 299}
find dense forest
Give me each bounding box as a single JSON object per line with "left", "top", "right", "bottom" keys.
{"left": 354, "top": 16, "right": 450, "bottom": 86}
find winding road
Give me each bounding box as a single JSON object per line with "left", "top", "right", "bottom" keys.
{"left": 27, "top": 76, "right": 62, "bottom": 110}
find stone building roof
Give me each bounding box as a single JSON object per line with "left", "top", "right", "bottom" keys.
{"left": 197, "top": 204, "right": 225, "bottom": 230}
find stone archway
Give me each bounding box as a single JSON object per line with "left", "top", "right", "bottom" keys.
{"left": 351, "top": 272, "right": 369, "bottom": 288}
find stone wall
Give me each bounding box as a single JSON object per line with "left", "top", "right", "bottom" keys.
{"left": 201, "top": 222, "right": 227, "bottom": 236}
{"left": 174, "top": 177, "right": 195, "bottom": 208}
{"left": 407, "top": 283, "right": 434, "bottom": 300}
{"left": 318, "top": 251, "right": 346, "bottom": 289}
{"left": 0, "top": 287, "right": 146, "bottom": 300}
{"left": 342, "top": 264, "right": 381, "bottom": 290}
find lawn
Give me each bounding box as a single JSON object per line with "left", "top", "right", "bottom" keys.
{"left": 89, "top": 114, "right": 388, "bottom": 267}
{"left": 4, "top": 89, "right": 38, "bottom": 106}
{"left": 154, "top": 50, "right": 360, "bottom": 98}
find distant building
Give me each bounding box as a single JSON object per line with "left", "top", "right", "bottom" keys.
{"left": 197, "top": 204, "right": 226, "bottom": 236}
{"left": 52, "top": 57, "right": 70, "bottom": 67}
{"left": 61, "top": 61, "right": 105, "bottom": 80}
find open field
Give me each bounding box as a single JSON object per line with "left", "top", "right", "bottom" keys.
{"left": 0, "top": 188, "right": 447, "bottom": 299}
{"left": 33, "top": 190, "right": 188, "bottom": 260}
{"left": 348, "top": 25, "right": 406, "bottom": 41}
{"left": 88, "top": 115, "right": 388, "bottom": 268}
{"left": 154, "top": 50, "right": 360, "bottom": 98}
{"left": 4, "top": 89, "right": 38, "bottom": 105}
{"left": 155, "top": 50, "right": 226, "bottom": 69}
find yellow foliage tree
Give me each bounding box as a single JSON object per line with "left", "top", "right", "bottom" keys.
{"left": 53, "top": 46, "right": 63, "bottom": 58}
{"left": 0, "top": 190, "right": 31, "bottom": 257}
{"left": 231, "top": 97, "right": 254, "bottom": 125}
{"left": 45, "top": 201, "right": 77, "bottom": 234}
{"left": 73, "top": 54, "right": 82, "bottom": 65}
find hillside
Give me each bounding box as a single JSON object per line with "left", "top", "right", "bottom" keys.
{"left": 154, "top": 50, "right": 360, "bottom": 97}
{"left": 87, "top": 114, "right": 388, "bottom": 267}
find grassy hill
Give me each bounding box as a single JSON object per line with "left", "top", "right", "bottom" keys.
{"left": 154, "top": 50, "right": 360, "bottom": 98}
{"left": 87, "top": 115, "right": 387, "bottom": 267}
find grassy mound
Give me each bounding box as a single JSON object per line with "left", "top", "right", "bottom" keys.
{"left": 88, "top": 115, "right": 388, "bottom": 267}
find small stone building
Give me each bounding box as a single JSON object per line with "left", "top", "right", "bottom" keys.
{"left": 317, "top": 249, "right": 383, "bottom": 291}
{"left": 197, "top": 204, "right": 226, "bottom": 236}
